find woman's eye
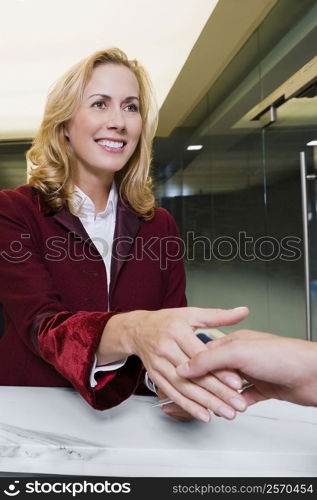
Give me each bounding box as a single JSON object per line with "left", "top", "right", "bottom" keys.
{"left": 125, "top": 103, "right": 139, "bottom": 112}
{"left": 92, "top": 101, "right": 106, "bottom": 109}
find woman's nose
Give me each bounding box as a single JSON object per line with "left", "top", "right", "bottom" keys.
{"left": 106, "top": 106, "right": 125, "bottom": 130}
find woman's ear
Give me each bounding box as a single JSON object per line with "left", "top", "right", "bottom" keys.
{"left": 63, "top": 124, "right": 70, "bottom": 140}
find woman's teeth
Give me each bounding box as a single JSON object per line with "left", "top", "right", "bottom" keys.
{"left": 97, "top": 139, "right": 124, "bottom": 149}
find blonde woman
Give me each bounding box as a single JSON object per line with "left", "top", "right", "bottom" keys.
{"left": 0, "top": 48, "right": 248, "bottom": 422}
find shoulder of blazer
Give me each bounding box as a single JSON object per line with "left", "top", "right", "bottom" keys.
{"left": 147, "top": 206, "right": 180, "bottom": 234}
{"left": 0, "top": 185, "right": 70, "bottom": 218}
{"left": 0, "top": 184, "right": 44, "bottom": 209}
{"left": 0, "top": 184, "right": 39, "bottom": 213}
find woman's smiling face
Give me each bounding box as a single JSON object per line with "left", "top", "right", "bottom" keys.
{"left": 65, "top": 63, "right": 142, "bottom": 179}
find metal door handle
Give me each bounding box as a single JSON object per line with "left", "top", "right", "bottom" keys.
{"left": 300, "top": 151, "right": 312, "bottom": 341}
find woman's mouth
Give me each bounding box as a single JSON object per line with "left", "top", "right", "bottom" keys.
{"left": 95, "top": 138, "right": 126, "bottom": 153}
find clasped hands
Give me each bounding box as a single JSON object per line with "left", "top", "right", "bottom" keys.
{"left": 137, "top": 306, "right": 249, "bottom": 423}
{"left": 103, "top": 305, "right": 250, "bottom": 423}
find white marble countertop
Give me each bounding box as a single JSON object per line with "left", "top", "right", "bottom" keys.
{"left": 0, "top": 386, "right": 317, "bottom": 477}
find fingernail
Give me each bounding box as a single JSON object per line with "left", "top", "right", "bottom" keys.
{"left": 219, "top": 406, "right": 235, "bottom": 419}
{"left": 163, "top": 407, "right": 172, "bottom": 415}
{"left": 233, "top": 306, "right": 247, "bottom": 312}
{"left": 229, "top": 397, "right": 247, "bottom": 411}
{"left": 197, "top": 411, "right": 210, "bottom": 423}
{"left": 225, "top": 376, "right": 242, "bottom": 389}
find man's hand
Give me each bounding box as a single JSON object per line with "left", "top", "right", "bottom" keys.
{"left": 177, "top": 330, "right": 317, "bottom": 407}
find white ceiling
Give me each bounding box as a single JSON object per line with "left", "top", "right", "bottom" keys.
{"left": 0, "top": 0, "right": 219, "bottom": 140}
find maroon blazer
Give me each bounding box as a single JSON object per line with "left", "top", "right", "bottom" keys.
{"left": 0, "top": 185, "right": 186, "bottom": 410}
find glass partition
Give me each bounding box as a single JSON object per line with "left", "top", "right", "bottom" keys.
{"left": 154, "top": 0, "right": 317, "bottom": 338}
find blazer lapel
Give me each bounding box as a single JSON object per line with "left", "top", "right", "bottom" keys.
{"left": 37, "top": 189, "right": 90, "bottom": 243}
{"left": 53, "top": 208, "right": 90, "bottom": 242}
{"left": 110, "top": 199, "right": 141, "bottom": 297}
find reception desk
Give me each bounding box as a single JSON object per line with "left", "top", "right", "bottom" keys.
{"left": 0, "top": 386, "right": 317, "bottom": 477}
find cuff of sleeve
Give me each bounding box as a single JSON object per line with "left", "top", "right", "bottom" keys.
{"left": 144, "top": 371, "right": 157, "bottom": 394}
{"left": 90, "top": 355, "right": 128, "bottom": 388}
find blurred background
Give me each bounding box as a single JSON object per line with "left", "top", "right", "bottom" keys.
{"left": 1, "top": 0, "right": 317, "bottom": 339}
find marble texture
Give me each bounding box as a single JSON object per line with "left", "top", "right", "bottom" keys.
{"left": 0, "top": 386, "right": 317, "bottom": 477}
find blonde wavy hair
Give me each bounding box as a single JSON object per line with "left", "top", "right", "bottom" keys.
{"left": 27, "top": 48, "right": 158, "bottom": 219}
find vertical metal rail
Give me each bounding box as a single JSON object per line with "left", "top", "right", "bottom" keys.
{"left": 300, "top": 151, "right": 312, "bottom": 341}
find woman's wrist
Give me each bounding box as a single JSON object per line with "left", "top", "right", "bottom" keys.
{"left": 98, "top": 310, "right": 148, "bottom": 363}
{"left": 113, "top": 309, "right": 150, "bottom": 356}
{"left": 95, "top": 312, "right": 132, "bottom": 365}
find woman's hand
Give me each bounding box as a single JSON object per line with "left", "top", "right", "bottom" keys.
{"left": 101, "top": 306, "right": 249, "bottom": 422}
{"left": 155, "top": 387, "right": 194, "bottom": 422}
